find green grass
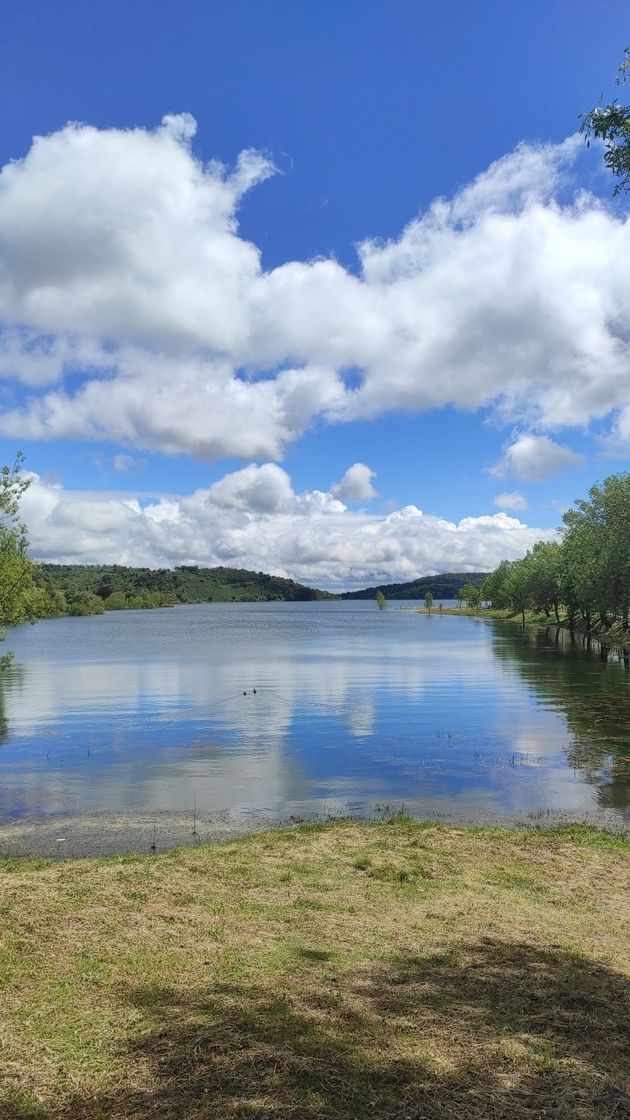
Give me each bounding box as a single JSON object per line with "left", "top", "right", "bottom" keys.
{"left": 420, "top": 604, "right": 630, "bottom": 651}
{"left": 0, "top": 820, "right": 629, "bottom": 1119}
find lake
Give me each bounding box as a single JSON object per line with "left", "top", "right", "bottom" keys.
{"left": 0, "top": 601, "right": 628, "bottom": 855}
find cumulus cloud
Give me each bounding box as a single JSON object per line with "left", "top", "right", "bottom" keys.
{"left": 0, "top": 118, "right": 629, "bottom": 459}
{"left": 19, "top": 464, "right": 552, "bottom": 589}
{"left": 494, "top": 491, "right": 528, "bottom": 511}
{"left": 490, "top": 433, "right": 585, "bottom": 482}
{"left": 331, "top": 463, "right": 378, "bottom": 501}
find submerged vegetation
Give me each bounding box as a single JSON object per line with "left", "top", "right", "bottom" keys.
{"left": 0, "top": 820, "right": 628, "bottom": 1120}
{"left": 482, "top": 474, "right": 630, "bottom": 645}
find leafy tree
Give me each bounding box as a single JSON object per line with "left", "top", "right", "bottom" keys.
{"left": 104, "top": 590, "right": 128, "bottom": 610}
{"left": 482, "top": 472, "right": 630, "bottom": 636}
{"left": 581, "top": 48, "right": 630, "bottom": 195}
{"left": 424, "top": 591, "right": 433, "bottom": 611}
{"left": 504, "top": 559, "right": 534, "bottom": 625}
{"left": 458, "top": 583, "right": 482, "bottom": 610}
{"left": 562, "top": 474, "right": 630, "bottom": 630}
{"left": 561, "top": 508, "right": 601, "bottom": 630}
{"left": 0, "top": 454, "right": 38, "bottom": 669}
{"left": 65, "top": 590, "right": 105, "bottom": 616}
{"left": 34, "top": 586, "right": 68, "bottom": 618}
{"left": 376, "top": 590, "right": 387, "bottom": 610}
{"left": 482, "top": 560, "right": 514, "bottom": 608}
{"left": 526, "top": 541, "right": 563, "bottom": 623}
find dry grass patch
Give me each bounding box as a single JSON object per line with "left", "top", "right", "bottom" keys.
{"left": 0, "top": 820, "right": 629, "bottom": 1119}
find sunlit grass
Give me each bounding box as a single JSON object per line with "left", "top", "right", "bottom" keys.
{"left": 1, "top": 820, "right": 628, "bottom": 1118}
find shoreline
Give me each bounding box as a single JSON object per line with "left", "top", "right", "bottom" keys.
{"left": 415, "top": 604, "right": 630, "bottom": 653}
{"left": 1, "top": 804, "right": 628, "bottom": 861}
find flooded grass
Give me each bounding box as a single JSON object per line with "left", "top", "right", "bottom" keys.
{"left": 1, "top": 820, "right": 629, "bottom": 1119}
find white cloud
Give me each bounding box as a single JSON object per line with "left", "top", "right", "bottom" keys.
{"left": 494, "top": 491, "right": 528, "bottom": 510}
{"left": 20, "top": 464, "right": 553, "bottom": 589}
{"left": 490, "top": 433, "right": 585, "bottom": 482}
{"left": 0, "top": 118, "right": 629, "bottom": 458}
{"left": 113, "top": 453, "right": 146, "bottom": 472}
{"left": 331, "top": 462, "right": 378, "bottom": 501}
{"left": 204, "top": 462, "right": 297, "bottom": 513}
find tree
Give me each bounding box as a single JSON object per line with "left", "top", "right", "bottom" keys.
{"left": 65, "top": 590, "right": 105, "bottom": 616}
{"left": 376, "top": 590, "right": 387, "bottom": 610}
{"left": 562, "top": 474, "right": 630, "bottom": 630}
{"left": 458, "top": 583, "right": 482, "bottom": 611}
{"left": 480, "top": 472, "right": 630, "bottom": 636}
{"left": 504, "top": 558, "right": 534, "bottom": 625}
{"left": 0, "top": 453, "right": 38, "bottom": 668}
{"left": 424, "top": 591, "right": 433, "bottom": 611}
{"left": 581, "top": 48, "right": 630, "bottom": 194}
{"left": 482, "top": 560, "right": 514, "bottom": 609}
{"left": 526, "top": 541, "right": 563, "bottom": 623}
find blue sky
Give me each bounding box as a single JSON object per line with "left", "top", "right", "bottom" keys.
{"left": 1, "top": 1, "right": 629, "bottom": 587}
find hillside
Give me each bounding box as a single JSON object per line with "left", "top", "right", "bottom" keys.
{"left": 34, "top": 563, "right": 337, "bottom": 614}
{"left": 340, "top": 572, "right": 488, "bottom": 600}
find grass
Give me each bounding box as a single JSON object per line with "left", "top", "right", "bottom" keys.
{"left": 1, "top": 820, "right": 629, "bottom": 1119}
{"left": 417, "top": 605, "right": 558, "bottom": 623}
{"left": 418, "top": 603, "right": 630, "bottom": 650}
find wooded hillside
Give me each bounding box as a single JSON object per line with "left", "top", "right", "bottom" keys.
{"left": 34, "top": 564, "right": 337, "bottom": 614}
{"left": 341, "top": 572, "right": 488, "bottom": 600}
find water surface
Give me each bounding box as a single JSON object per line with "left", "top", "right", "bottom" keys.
{"left": 0, "top": 602, "right": 628, "bottom": 852}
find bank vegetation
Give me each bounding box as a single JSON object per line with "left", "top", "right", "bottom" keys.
{"left": 481, "top": 474, "right": 630, "bottom": 647}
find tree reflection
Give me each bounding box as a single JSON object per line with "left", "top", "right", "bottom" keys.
{"left": 0, "top": 664, "right": 25, "bottom": 745}
{"left": 491, "top": 622, "right": 630, "bottom": 814}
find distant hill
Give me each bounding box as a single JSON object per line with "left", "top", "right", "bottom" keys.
{"left": 35, "top": 563, "right": 337, "bottom": 612}
{"left": 340, "top": 572, "right": 488, "bottom": 600}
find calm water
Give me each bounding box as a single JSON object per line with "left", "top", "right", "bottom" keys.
{"left": 0, "top": 602, "right": 629, "bottom": 844}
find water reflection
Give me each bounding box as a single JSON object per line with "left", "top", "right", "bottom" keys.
{"left": 0, "top": 603, "right": 628, "bottom": 826}
{"left": 490, "top": 622, "right": 630, "bottom": 815}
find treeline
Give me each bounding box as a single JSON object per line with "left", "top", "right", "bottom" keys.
{"left": 32, "top": 564, "right": 337, "bottom": 616}
{"left": 482, "top": 474, "right": 630, "bottom": 635}
{"left": 341, "top": 572, "right": 488, "bottom": 600}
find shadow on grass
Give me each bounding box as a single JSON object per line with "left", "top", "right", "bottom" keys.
{"left": 5, "top": 939, "right": 630, "bottom": 1119}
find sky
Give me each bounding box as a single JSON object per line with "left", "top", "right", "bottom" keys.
{"left": 1, "top": 0, "right": 629, "bottom": 589}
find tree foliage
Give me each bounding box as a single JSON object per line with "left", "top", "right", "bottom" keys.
{"left": 483, "top": 474, "right": 630, "bottom": 632}
{"left": 0, "top": 454, "right": 38, "bottom": 668}
{"left": 424, "top": 591, "right": 433, "bottom": 611}
{"left": 33, "top": 563, "right": 337, "bottom": 615}
{"left": 581, "top": 48, "right": 630, "bottom": 194}
{"left": 376, "top": 589, "right": 387, "bottom": 610}
{"left": 458, "top": 583, "right": 482, "bottom": 610}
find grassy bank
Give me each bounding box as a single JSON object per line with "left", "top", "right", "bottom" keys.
{"left": 1, "top": 820, "right": 629, "bottom": 1119}
{"left": 418, "top": 605, "right": 567, "bottom": 623}
{"left": 418, "top": 604, "right": 630, "bottom": 647}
